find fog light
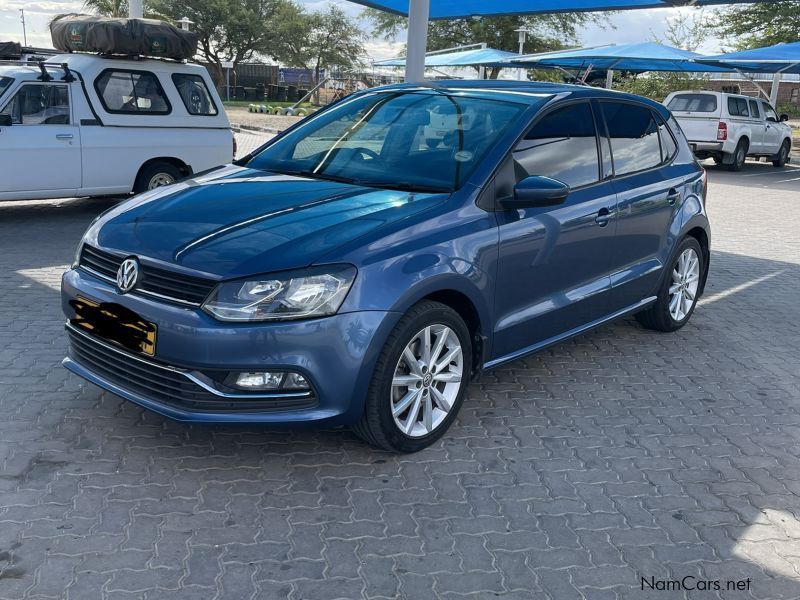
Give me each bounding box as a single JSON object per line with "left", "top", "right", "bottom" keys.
{"left": 233, "top": 371, "right": 309, "bottom": 391}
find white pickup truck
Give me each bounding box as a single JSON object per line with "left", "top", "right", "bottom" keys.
{"left": 664, "top": 90, "right": 792, "bottom": 171}
{"left": 0, "top": 53, "right": 234, "bottom": 201}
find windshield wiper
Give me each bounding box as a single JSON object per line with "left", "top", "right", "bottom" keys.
{"left": 276, "top": 169, "right": 449, "bottom": 194}
{"left": 277, "top": 169, "right": 359, "bottom": 185}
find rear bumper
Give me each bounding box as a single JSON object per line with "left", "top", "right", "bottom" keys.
{"left": 689, "top": 141, "right": 725, "bottom": 153}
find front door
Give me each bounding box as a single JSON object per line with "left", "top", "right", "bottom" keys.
{"left": 761, "top": 101, "right": 784, "bottom": 154}
{"left": 598, "top": 101, "right": 685, "bottom": 311}
{"left": 492, "top": 101, "right": 618, "bottom": 361}
{"left": 0, "top": 82, "right": 81, "bottom": 194}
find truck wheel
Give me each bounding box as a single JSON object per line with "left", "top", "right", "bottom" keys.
{"left": 353, "top": 300, "right": 471, "bottom": 452}
{"left": 726, "top": 139, "right": 748, "bottom": 172}
{"left": 134, "top": 162, "right": 182, "bottom": 193}
{"left": 635, "top": 236, "right": 704, "bottom": 333}
{"left": 772, "top": 140, "right": 791, "bottom": 167}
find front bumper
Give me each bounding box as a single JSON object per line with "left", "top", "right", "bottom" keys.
{"left": 61, "top": 268, "right": 400, "bottom": 426}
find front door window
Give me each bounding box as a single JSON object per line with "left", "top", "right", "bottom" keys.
{"left": 0, "top": 83, "right": 70, "bottom": 125}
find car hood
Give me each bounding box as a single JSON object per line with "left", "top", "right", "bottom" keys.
{"left": 93, "top": 166, "right": 449, "bottom": 278}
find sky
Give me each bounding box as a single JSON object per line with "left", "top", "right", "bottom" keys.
{"left": 0, "top": 0, "right": 725, "bottom": 60}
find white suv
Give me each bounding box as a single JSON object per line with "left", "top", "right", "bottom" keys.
{"left": 0, "top": 53, "right": 233, "bottom": 201}
{"left": 664, "top": 90, "right": 792, "bottom": 171}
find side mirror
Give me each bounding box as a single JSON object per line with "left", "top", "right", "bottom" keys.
{"left": 500, "top": 176, "right": 569, "bottom": 209}
{"left": 780, "top": 114, "right": 789, "bottom": 122}
{"left": 0, "top": 114, "right": 11, "bottom": 127}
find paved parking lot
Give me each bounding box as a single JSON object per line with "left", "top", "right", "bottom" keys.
{"left": 1, "top": 157, "right": 799, "bottom": 600}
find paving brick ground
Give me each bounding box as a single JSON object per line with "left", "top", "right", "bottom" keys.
{"left": 1, "top": 159, "right": 799, "bottom": 600}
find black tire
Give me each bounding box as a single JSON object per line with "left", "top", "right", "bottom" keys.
{"left": 726, "top": 139, "right": 748, "bottom": 171}
{"left": 772, "top": 140, "right": 791, "bottom": 168}
{"left": 353, "top": 300, "right": 472, "bottom": 452}
{"left": 635, "top": 237, "right": 704, "bottom": 333}
{"left": 133, "top": 161, "right": 183, "bottom": 194}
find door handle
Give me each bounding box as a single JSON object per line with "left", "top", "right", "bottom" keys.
{"left": 595, "top": 207, "right": 611, "bottom": 227}
{"left": 667, "top": 188, "right": 681, "bottom": 206}
{"left": 56, "top": 133, "right": 74, "bottom": 140}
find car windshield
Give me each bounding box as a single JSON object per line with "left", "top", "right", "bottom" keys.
{"left": 667, "top": 93, "right": 717, "bottom": 112}
{"left": 245, "top": 91, "right": 530, "bottom": 192}
{"left": 0, "top": 77, "right": 13, "bottom": 99}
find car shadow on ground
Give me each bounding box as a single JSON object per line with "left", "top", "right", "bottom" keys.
{"left": 2, "top": 196, "right": 799, "bottom": 597}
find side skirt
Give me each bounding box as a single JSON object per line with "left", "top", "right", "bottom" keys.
{"left": 483, "top": 296, "right": 657, "bottom": 371}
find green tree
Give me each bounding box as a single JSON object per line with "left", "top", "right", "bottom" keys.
{"left": 364, "top": 10, "right": 612, "bottom": 78}
{"left": 708, "top": 1, "right": 800, "bottom": 50}
{"left": 81, "top": 0, "right": 166, "bottom": 20}
{"left": 149, "top": 0, "right": 294, "bottom": 83}
{"left": 272, "top": 5, "right": 366, "bottom": 85}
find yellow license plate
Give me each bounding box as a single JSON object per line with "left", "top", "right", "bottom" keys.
{"left": 70, "top": 296, "right": 157, "bottom": 356}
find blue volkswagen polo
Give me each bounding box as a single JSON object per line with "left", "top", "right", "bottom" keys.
{"left": 62, "top": 81, "right": 709, "bottom": 452}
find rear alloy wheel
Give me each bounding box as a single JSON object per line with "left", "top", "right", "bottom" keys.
{"left": 354, "top": 300, "right": 471, "bottom": 452}
{"left": 636, "top": 236, "right": 704, "bottom": 332}
{"left": 727, "top": 139, "right": 748, "bottom": 171}
{"left": 772, "top": 140, "right": 791, "bottom": 167}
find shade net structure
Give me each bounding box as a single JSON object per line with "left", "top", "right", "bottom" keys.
{"left": 375, "top": 47, "right": 521, "bottom": 69}
{"left": 505, "top": 42, "right": 733, "bottom": 73}
{"left": 351, "top": 0, "right": 763, "bottom": 18}
{"left": 697, "top": 41, "right": 800, "bottom": 74}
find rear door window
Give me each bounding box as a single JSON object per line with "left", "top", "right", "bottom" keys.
{"left": 172, "top": 74, "right": 218, "bottom": 115}
{"left": 95, "top": 69, "right": 171, "bottom": 114}
{"left": 512, "top": 101, "right": 600, "bottom": 188}
{"left": 601, "top": 101, "right": 661, "bottom": 176}
{"left": 0, "top": 83, "right": 70, "bottom": 124}
{"left": 727, "top": 97, "right": 750, "bottom": 117}
{"left": 667, "top": 94, "right": 717, "bottom": 112}
{"left": 657, "top": 115, "right": 678, "bottom": 163}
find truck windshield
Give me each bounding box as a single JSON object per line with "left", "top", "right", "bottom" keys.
{"left": 667, "top": 93, "right": 717, "bottom": 113}
{"left": 0, "top": 77, "right": 12, "bottom": 100}
{"left": 246, "top": 91, "right": 531, "bottom": 193}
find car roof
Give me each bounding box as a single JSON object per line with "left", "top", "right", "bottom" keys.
{"left": 0, "top": 53, "right": 208, "bottom": 78}
{"left": 370, "top": 80, "right": 671, "bottom": 119}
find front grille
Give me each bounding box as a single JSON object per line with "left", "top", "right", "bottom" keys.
{"left": 67, "top": 327, "right": 318, "bottom": 413}
{"left": 79, "top": 245, "right": 217, "bottom": 306}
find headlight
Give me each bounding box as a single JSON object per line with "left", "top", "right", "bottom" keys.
{"left": 202, "top": 265, "right": 356, "bottom": 322}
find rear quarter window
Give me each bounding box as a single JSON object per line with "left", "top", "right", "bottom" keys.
{"left": 727, "top": 96, "right": 750, "bottom": 117}
{"left": 94, "top": 69, "right": 171, "bottom": 115}
{"left": 172, "top": 73, "right": 218, "bottom": 115}
{"left": 0, "top": 76, "right": 12, "bottom": 99}
{"left": 667, "top": 94, "right": 717, "bottom": 112}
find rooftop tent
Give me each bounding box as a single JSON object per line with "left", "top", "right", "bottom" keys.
{"left": 505, "top": 42, "right": 733, "bottom": 73}
{"left": 347, "top": 0, "right": 770, "bottom": 82}
{"left": 374, "top": 47, "right": 521, "bottom": 68}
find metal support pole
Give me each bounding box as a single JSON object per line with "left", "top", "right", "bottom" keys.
{"left": 19, "top": 9, "right": 27, "bottom": 47}
{"left": 129, "top": 0, "right": 143, "bottom": 18}
{"left": 769, "top": 72, "right": 781, "bottom": 107}
{"left": 405, "top": 0, "right": 430, "bottom": 83}
{"left": 606, "top": 69, "right": 614, "bottom": 89}
{"left": 226, "top": 68, "right": 231, "bottom": 101}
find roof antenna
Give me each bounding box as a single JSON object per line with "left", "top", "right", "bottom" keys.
{"left": 61, "top": 63, "right": 75, "bottom": 82}
{"left": 36, "top": 62, "right": 53, "bottom": 82}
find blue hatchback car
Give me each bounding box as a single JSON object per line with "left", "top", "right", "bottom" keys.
{"left": 62, "top": 81, "right": 709, "bottom": 452}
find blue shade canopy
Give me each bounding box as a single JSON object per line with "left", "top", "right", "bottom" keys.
{"left": 697, "top": 41, "right": 800, "bottom": 74}
{"left": 505, "top": 42, "right": 734, "bottom": 72}
{"left": 350, "top": 0, "right": 762, "bottom": 19}
{"left": 375, "top": 47, "right": 521, "bottom": 68}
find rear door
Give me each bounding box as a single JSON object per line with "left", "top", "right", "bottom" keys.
{"left": 665, "top": 92, "right": 720, "bottom": 145}
{"left": 600, "top": 100, "right": 685, "bottom": 311}
{"left": 492, "top": 100, "right": 618, "bottom": 360}
{"left": 0, "top": 82, "right": 81, "bottom": 194}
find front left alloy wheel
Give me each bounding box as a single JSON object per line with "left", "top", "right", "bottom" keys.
{"left": 354, "top": 300, "right": 471, "bottom": 452}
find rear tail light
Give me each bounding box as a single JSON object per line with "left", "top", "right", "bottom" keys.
{"left": 716, "top": 121, "right": 727, "bottom": 141}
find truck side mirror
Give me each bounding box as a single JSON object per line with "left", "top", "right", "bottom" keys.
{"left": 0, "top": 114, "right": 12, "bottom": 127}
{"left": 780, "top": 114, "right": 789, "bottom": 122}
